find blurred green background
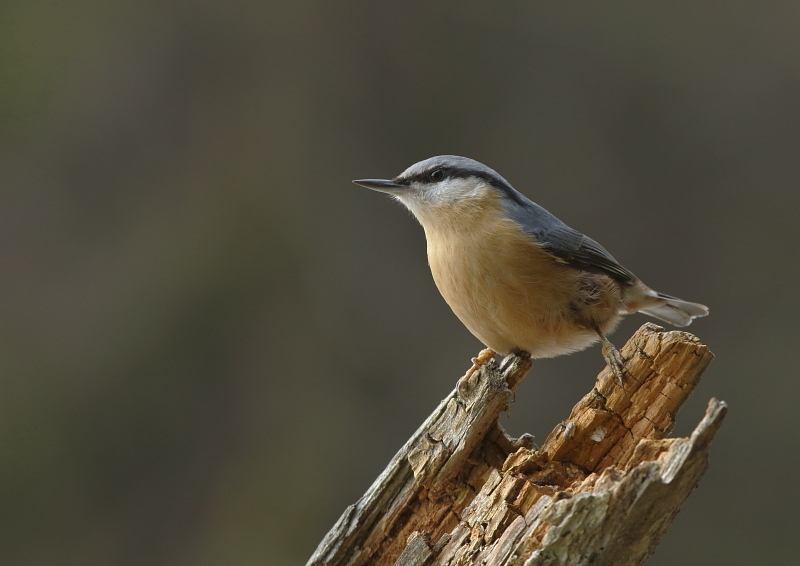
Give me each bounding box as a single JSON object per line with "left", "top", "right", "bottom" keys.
{"left": 2, "top": 2, "right": 799, "bottom": 565}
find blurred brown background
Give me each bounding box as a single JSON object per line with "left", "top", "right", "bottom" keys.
{"left": 2, "top": 2, "right": 799, "bottom": 565}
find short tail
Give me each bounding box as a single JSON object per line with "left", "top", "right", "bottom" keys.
{"left": 638, "top": 292, "right": 709, "bottom": 327}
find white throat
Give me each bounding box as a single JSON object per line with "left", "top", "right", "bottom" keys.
{"left": 394, "top": 177, "right": 492, "bottom": 227}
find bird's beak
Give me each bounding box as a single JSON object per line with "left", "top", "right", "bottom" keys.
{"left": 352, "top": 178, "right": 405, "bottom": 194}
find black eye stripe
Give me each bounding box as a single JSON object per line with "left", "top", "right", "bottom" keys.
{"left": 398, "top": 167, "right": 525, "bottom": 205}
{"left": 405, "top": 167, "right": 452, "bottom": 185}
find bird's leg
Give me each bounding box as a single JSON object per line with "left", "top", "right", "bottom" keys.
{"left": 596, "top": 329, "right": 626, "bottom": 389}
{"left": 457, "top": 348, "right": 496, "bottom": 395}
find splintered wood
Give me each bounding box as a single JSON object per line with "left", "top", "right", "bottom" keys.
{"left": 308, "top": 323, "right": 724, "bottom": 566}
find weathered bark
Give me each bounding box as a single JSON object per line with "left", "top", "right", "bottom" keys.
{"left": 308, "top": 323, "right": 724, "bottom": 566}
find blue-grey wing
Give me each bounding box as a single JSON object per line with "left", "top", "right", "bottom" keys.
{"left": 506, "top": 198, "right": 638, "bottom": 285}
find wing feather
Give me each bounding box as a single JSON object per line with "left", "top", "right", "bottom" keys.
{"left": 505, "top": 198, "right": 638, "bottom": 285}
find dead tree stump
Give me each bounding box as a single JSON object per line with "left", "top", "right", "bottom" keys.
{"left": 308, "top": 323, "right": 724, "bottom": 566}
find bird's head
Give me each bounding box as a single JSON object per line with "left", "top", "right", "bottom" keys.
{"left": 353, "top": 155, "right": 524, "bottom": 227}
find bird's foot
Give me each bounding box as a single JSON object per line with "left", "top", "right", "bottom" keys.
{"left": 598, "top": 333, "right": 626, "bottom": 389}
{"left": 457, "top": 348, "right": 496, "bottom": 396}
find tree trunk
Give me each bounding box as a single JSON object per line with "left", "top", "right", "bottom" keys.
{"left": 308, "top": 323, "right": 724, "bottom": 566}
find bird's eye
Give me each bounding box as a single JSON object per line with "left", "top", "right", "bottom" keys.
{"left": 429, "top": 169, "right": 445, "bottom": 182}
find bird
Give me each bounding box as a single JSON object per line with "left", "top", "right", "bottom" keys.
{"left": 353, "top": 155, "right": 708, "bottom": 388}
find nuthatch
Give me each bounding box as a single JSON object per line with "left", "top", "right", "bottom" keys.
{"left": 354, "top": 155, "right": 708, "bottom": 387}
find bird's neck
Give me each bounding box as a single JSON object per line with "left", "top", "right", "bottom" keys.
{"left": 407, "top": 187, "right": 503, "bottom": 236}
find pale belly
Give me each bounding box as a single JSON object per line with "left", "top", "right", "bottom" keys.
{"left": 438, "top": 276, "right": 609, "bottom": 358}
{"left": 426, "top": 224, "right": 623, "bottom": 358}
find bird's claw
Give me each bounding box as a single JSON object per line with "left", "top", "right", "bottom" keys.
{"left": 608, "top": 353, "right": 626, "bottom": 389}
{"left": 457, "top": 348, "right": 496, "bottom": 395}
{"left": 600, "top": 338, "right": 626, "bottom": 389}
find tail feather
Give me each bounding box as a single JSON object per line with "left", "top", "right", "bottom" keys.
{"left": 639, "top": 293, "right": 709, "bottom": 327}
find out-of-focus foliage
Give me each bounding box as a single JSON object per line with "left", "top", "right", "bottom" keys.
{"left": 1, "top": 2, "right": 798, "bottom": 564}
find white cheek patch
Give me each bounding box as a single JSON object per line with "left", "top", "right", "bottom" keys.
{"left": 426, "top": 178, "right": 486, "bottom": 204}
{"left": 394, "top": 178, "right": 494, "bottom": 227}
{"left": 400, "top": 178, "right": 489, "bottom": 208}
